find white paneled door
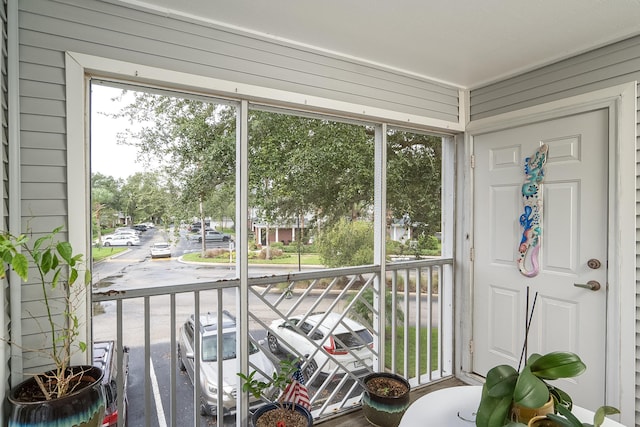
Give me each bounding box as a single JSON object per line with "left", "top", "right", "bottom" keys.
{"left": 472, "top": 108, "right": 608, "bottom": 410}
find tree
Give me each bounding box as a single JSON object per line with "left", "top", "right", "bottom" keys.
{"left": 386, "top": 131, "right": 442, "bottom": 240}
{"left": 110, "top": 90, "right": 442, "bottom": 252}
{"left": 91, "top": 173, "right": 122, "bottom": 236}
{"left": 316, "top": 219, "right": 373, "bottom": 267}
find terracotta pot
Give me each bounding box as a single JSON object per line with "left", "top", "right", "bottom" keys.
{"left": 528, "top": 415, "right": 563, "bottom": 427}
{"left": 7, "top": 365, "right": 105, "bottom": 427}
{"left": 362, "top": 372, "right": 411, "bottom": 427}
{"left": 511, "top": 396, "right": 555, "bottom": 424}
{"left": 251, "top": 402, "right": 313, "bottom": 427}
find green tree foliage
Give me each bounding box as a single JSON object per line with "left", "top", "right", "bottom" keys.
{"left": 316, "top": 219, "right": 373, "bottom": 267}
{"left": 112, "top": 92, "right": 236, "bottom": 223}
{"left": 119, "top": 172, "right": 172, "bottom": 224}
{"left": 248, "top": 111, "right": 374, "bottom": 225}
{"left": 106, "top": 90, "right": 442, "bottom": 252}
{"left": 386, "top": 130, "right": 442, "bottom": 239}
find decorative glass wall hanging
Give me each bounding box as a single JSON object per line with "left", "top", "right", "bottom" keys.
{"left": 517, "top": 144, "right": 548, "bottom": 277}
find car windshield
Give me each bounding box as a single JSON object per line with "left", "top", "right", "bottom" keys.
{"left": 201, "top": 332, "right": 258, "bottom": 361}
{"left": 334, "top": 329, "right": 373, "bottom": 350}
{"left": 153, "top": 244, "right": 169, "bottom": 249}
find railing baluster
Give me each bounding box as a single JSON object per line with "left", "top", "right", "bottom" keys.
{"left": 144, "top": 296, "right": 151, "bottom": 427}
{"left": 170, "top": 294, "right": 177, "bottom": 427}
{"left": 92, "top": 258, "right": 453, "bottom": 424}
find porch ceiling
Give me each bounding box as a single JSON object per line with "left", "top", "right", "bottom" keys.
{"left": 115, "top": 0, "right": 640, "bottom": 89}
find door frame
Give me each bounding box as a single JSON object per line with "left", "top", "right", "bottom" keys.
{"left": 458, "top": 82, "right": 636, "bottom": 425}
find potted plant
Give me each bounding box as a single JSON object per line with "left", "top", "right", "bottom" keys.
{"left": 239, "top": 358, "right": 313, "bottom": 427}
{"left": 1, "top": 227, "right": 106, "bottom": 426}
{"left": 361, "top": 372, "right": 411, "bottom": 427}
{"left": 528, "top": 404, "right": 620, "bottom": 427}
{"left": 475, "top": 351, "right": 586, "bottom": 427}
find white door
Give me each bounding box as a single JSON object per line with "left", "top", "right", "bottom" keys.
{"left": 472, "top": 108, "right": 608, "bottom": 410}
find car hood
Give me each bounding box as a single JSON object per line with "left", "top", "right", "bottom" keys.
{"left": 201, "top": 352, "right": 276, "bottom": 388}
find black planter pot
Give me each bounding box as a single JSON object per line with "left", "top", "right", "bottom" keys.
{"left": 6, "top": 365, "right": 106, "bottom": 427}
{"left": 362, "top": 372, "right": 411, "bottom": 427}
{"left": 251, "top": 402, "right": 313, "bottom": 427}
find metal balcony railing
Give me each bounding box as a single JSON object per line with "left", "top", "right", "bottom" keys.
{"left": 92, "top": 257, "right": 453, "bottom": 427}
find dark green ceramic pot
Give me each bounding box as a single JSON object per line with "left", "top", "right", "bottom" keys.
{"left": 362, "top": 372, "right": 411, "bottom": 427}
{"left": 7, "top": 365, "right": 105, "bottom": 427}
{"left": 251, "top": 402, "right": 313, "bottom": 426}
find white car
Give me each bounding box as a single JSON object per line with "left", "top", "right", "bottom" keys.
{"left": 102, "top": 234, "right": 140, "bottom": 246}
{"left": 150, "top": 242, "right": 171, "bottom": 258}
{"left": 178, "top": 311, "right": 276, "bottom": 416}
{"left": 113, "top": 228, "right": 140, "bottom": 236}
{"left": 267, "top": 312, "right": 374, "bottom": 379}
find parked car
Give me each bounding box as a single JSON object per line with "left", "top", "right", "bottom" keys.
{"left": 177, "top": 311, "right": 277, "bottom": 416}
{"left": 93, "top": 340, "right": 129, "bottom": 427}
{"left": 150, "top": 242, "right": 171, "bottom": 258}
{"left": 102, "top": 234, "right": 140, "bottom": 246}
{"left": 132, "top": 224, "right": 148, "bottom": 232}
{"left": 194, "top": 230, "right": 231, "bottom": 243}
{"left": 189, "top": 224, "right": 212, "bottom": 233}
{"left": 113, "top": 227, "right": 140, "bottom": 235}
{"left": 267, "top": 312, "right": 374, "bottom": 378}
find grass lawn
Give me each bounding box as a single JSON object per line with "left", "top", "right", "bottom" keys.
{"left": 182, "top": 252, "right": 323, "bottom": 265}
{"left": 385, "top": 325, "right": 439, "bottom": 375}
{"left": 92, "top": 247, "right": 127, "bottom": 262}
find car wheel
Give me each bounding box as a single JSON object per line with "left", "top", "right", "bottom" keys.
{"left": 104, "top": 242, "right": 111, "bottom": 247}
{"left": 197, "top": 238, "right": 202, "bottom": 243}
{"left": 223, "top": 237, "right": 229, "bottom": 242}
{"left": 127, "top": 242, "right": 132, "bottom": 246}
{"left": 199, "top": 404, "right": 208, "bottom": 416}
{"left": 267, "top": 333, "right": 281, "bottom": 354}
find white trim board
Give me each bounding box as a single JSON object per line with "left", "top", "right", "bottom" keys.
{"left": 463, "top": 82, "right": 637, "bottom": 426}
{"left": 65, "top": 52, "right": 463, "bottom": 133}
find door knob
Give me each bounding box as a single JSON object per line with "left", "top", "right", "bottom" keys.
{"left": 573, "top": 280, "right": 601, "bottom": 291}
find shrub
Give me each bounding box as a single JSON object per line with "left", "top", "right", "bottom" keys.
{"left": 257, "top": 247, "right": 284, "bottom": 259}
{"left": 204, "top": 248, "right": 228, "bottom": 258}
{"left": 316, "top": 219, "right": 373, "bottom": 267}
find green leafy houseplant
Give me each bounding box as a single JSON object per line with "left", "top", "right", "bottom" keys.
{"left": 476, "top": 351, "right": 586, "bottom": 427}
{"left": 537, "top": 404, "right": 620, "bottom": 427}
{"left": 238, "top": 358, "right": 313, "bottom": 427}
{"left": 0, "top": 226, "right": 92, "bottom": 399}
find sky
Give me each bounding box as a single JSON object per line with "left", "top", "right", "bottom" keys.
{"left": 90, "top": 84, "right": 144, "bottom": 180}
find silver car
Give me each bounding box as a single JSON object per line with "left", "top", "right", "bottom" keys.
{"left": 177, "top": 311, "right": 276, "bottom": 416}
{"left": 267, "top": 312, "right": 374, "bottom": 379}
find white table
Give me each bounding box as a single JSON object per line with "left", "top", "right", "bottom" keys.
{"left": 398, "top": 385, "right": 625, "bottom": 427}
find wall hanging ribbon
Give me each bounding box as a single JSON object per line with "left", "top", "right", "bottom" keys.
{"left": 517, "top": 143, "right": 548, "bottom": 277}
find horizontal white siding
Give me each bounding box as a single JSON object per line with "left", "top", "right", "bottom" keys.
{"left": 21, "top": 0, "right": 459, "bottom": 122}
{"left": 470, "top": 34, "right": 640, "bottom": 426}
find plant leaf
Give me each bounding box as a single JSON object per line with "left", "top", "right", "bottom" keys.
{"left": 547, "top": 413, "right": 581, "bottom": 427}
{"left": 514, "top": 365, "right": 549, "bottom": 408}
{"left": 56, "top": 242, "right": 73, "bottom": 264}
{"left": 554, "top": 402, "right": 584, "bottom": 427}
{"left": 485, "top": 364, "right": 518, "bottom": 397}
{"left": 11, "top": 253, "right": 29, "bottom": 281}
{"left": 476, "top": 384, "right": 512, "bottom": 427}
{"left": 593, "top": 406, "right": 619, "bottom": 427}
{"left": 529, "top": 352, "right": 586, "bottom": 380}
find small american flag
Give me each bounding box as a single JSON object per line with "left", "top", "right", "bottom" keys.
{"left": 279, "top": 364, "right": 311, "bottom": 410}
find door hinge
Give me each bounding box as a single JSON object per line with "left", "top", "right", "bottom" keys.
{"left": 470, "top": 154, "right": 475, "bottom": 168}
{"left": 469, "top": 340, "right": 474, "bottom": 354}
{"left": 470, "top": 247, "right": 475, "bottom": 262}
